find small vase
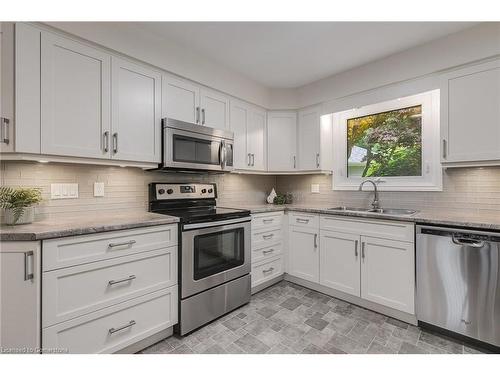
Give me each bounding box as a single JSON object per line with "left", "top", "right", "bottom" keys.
{"left": 3, "top": 206, "right": 35, "bottom": 225}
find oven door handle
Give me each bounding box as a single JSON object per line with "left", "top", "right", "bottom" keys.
{"left": 183, "top": 216, "right": 250, "bottom": 230}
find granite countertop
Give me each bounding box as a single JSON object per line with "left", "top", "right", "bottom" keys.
{"left": 224, "top": 204, "right": 500, "bottom": 231}
{"left": 0, "top": 211, "right": 179, "bottom": 241}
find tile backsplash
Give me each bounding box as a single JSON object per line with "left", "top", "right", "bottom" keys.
{"left": 0, "top": 161, "right": 276, "bottom": 220}
{"left": 276, "top": 167, "right": 500, "bottom": 213}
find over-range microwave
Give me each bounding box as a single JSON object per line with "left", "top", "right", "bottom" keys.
{"left": 158, "top": 118, "right": 234, "bottom": 172}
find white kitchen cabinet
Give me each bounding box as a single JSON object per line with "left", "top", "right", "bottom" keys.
{"left": 298, "top": 106, "right": 333, "bottom": 171}
{"left": 441, "top": 59, "right": 500, "bottom": 164}
{"left": 230, "top": 100, "right": 266, "bottom": 171}
{"left": 41, "top": 31, "right": 111, "bottom": 158}
{"left": 162, "top": 75, "right": 200, "bottom": 124}
{"left": 288, "top": 225, "right": 319, "bottom": 283}
{"left": 267, "top": 111, "right": 297, "bottom": 171}
{"left": 111, "top": 57, "right": 161, "bottom": 163}
{"left": 360, "top": 236, "right": 415, "bottom": 314}
{"left": 0, "top": 241, "right": 41, "bottom": 352}
{"left": 200, "top": 88, "right": 229, "bottom": 129}
{"left": 320, "top": 230, "right": 360, "bottom": 297}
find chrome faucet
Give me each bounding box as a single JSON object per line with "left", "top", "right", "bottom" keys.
{"left": 358, "top": 180, "right": 380, "bottom": 210}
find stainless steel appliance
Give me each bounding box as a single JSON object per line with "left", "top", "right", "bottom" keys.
{"left": 417, "top": 225, "right": 500, "bottom": 349}
{"left": 160, "top": 118, "right": 234, "bottom": 172}
{"left": 149, "top": 183, "right": 250, "bottom": 335}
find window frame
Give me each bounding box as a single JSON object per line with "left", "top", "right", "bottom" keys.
{"left": 332, "top": 89, "right": 442, "bottom": 191}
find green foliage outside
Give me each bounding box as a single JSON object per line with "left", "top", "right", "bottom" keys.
{"left": 347, "top": 105, "right": 422, "bottom": 177}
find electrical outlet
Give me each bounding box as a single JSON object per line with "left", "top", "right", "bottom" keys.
{"left": 93, "top": 182, "right": 105, "bottom": 197}
{"left": 51, "top": 183, "right": 79, "bottom": 199}
{"left": 311, "top": 184, "right": 320, "bottom": 193}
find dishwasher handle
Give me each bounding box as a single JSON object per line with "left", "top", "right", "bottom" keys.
{"left": 451, "top": 235, "right": 485, "bottom": 248}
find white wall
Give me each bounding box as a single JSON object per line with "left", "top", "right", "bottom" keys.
{"left": 43, "top": 22, "right": 272, "bottom": 108}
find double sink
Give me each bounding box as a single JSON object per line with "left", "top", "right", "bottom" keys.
{"left": 328, "top": 206, "right": 418, "bottom": 216}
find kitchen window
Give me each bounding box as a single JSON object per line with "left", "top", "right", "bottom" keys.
{"left": 332, "top": 90, "right": 442, "bottom": 191}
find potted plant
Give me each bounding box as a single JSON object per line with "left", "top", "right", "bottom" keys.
{"left": 0, "top": 186, "right": 42, "bottom": 225}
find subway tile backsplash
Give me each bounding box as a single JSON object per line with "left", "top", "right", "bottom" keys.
{"left": 0, "top": 161, "right": 276, "bottom": 220}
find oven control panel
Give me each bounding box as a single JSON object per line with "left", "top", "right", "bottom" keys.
{"left": 152, "top": 183, "right": 216, "bottom": 200}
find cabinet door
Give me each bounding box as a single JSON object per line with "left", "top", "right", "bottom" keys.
{"left": 267, "top": 111, "right": 297, "bottom": 171}
{"left": 360, "top": 236, "right": 415, "bottom": 314}
{"left": 111, "top": 57, "right": 161, "bottom": 163}
{"left": 0, "top": 22, "right": 15, "bottom": 153}
{"left": 288, "top": 226, "right": 319, "bottom": 283}
{"left": 162, "top": 75, "right": 200, "bottom": 124}
{"left": 200, "top": 88, "right": 230, "bottom": 129}
{"left": 320, "top": 230, "right": 360, "bottom": 297}
{"left": 0, "top": 242, "right": 41, "bottom": 352}
{"left": 248, "top": 108, "right": 267, "bottom": 171}
{"left": 41, "top": 32, "right": 111, "bottom": 158}
{"left": 442, "top": 60, "right": 500, "bottom": 163}
{"left": 298, "top": 107, "right": 321, "bottom": 170}
{"left": 229, "top": 100, "right": 249, "bottom": 169}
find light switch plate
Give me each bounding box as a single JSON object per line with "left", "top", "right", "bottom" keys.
{"left": 51, "top": 183, "right": 79, "bottom": 199}
{"left": 93, "top": 182, "right": 105, "bottom": 197}
{"left": 311, "top": 184, "right": 320, "bottom": 193}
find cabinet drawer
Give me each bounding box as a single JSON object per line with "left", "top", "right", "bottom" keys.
{"left": 43, "top": 224, "right": 177, "bottom": 271}
{"left": 288, "top": 212, "right": 320, "bottom": 228}
{"left": 42, "top": 247, "right": 177, "bottom": 327}
{"left": 252, "top": 242, "right": 283, "bottom": 264}
{"left": 251, "top": 227, "right": 282, "bottom": 248}
{"left": 251, "top": 256, "right": 283, "bottom": 288}
{"left": 252, "top": 212, "right": 283, "bottom": 229}
{"left": 42, "top": 286, "right": 177, "bottom": 354}
{"left": 320, "top": 215, "right": 414, "bottom": 243}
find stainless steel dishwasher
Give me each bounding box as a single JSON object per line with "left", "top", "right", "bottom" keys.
{"left": 416, "top": 225, "right": 500, "bottom": 348}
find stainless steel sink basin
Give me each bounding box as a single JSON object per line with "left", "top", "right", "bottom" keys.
{"left": 328, "top": 206, "right": 417, "bottom": 216}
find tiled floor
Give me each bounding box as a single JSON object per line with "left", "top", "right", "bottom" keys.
{"left": 141, "top": 281, "right": 485, "bottom": 354}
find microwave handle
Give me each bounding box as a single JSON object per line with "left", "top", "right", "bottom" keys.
{"left": 220, "top": 140, "right": 226, "bottom": 169}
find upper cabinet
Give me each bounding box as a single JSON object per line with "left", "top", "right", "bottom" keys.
{"left": 229, "top": 100, "right": 266, "bottom": 171}
{"left": 267, "top": 111, "right": 297, "bottom": 172}
{"left": 162, "top": 74, "right": 229, "bottom": 129}
{"left": 297, "top": 106, "right": 333, "bottom": 172}
{"left": 441, "top": 59, "right": 500, "bottom": 165}
{"left": 111, "top": 57, "right": 161, "bottom": 163}
{"left": 41, "top": 32, "right": 111, "bottom": 159}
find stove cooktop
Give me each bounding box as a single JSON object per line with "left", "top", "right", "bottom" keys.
{"left": 151, "top": 205, "right": 250, "bottom": 224}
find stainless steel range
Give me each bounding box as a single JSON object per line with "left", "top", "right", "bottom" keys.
{"left": 149, "top": 183, "right": 251, "bottom": 335}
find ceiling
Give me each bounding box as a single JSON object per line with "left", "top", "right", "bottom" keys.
{"left": 137, "top": 22, "right": 477, "bottom": 89}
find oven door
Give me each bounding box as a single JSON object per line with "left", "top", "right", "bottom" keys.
{"left": 181, "top": 217, "right": 250, "bottom": 299}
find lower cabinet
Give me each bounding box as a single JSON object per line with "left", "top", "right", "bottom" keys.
{"left": 288, "top": 225, "right": 319, "bottom": 283}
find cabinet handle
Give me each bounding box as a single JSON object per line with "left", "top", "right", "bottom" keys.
{"left": 24, "top": 251, "right": 34, "bottom": 281}
{"left": 314, "top": 233, "right": 318, "bottom": 248}
{"left": 251, "top": 153, "right": 255, "bottom": 166}
{"left": 262, "top": 267, "right": 275, "bottom": 274}
{"left": 108, "top": 320, "right": 136, "bottom": 335}
{"left": 263, "top": 248, "right": 275, "bottom": 254}
{"left": 263, "top": 234, "right": 274, "bottom": 240}
{"left": 201, "top": 108, "right": 206, "bottom": 125}
{"left": 442, "top": 139, "right": 447, "bottom": 159}
{"left": 293, "top": 155, "right": 296, "bottom": 169}
{"left": 361, "top": 242, "right": 366, "bottom": 260}
{"left": 108, "top": 275, "right": 136, "bottom": 286}
{"left": 262, "top": 218, "right": 274, "bottom": 223}
{"left": 108, "top": 239, "right": 136, "bottom": 248}
{"left": 112, "top": 132, "right": 118, "bottom": 154}
{"left": 1, "top": 117, "right": 10, "bottom": 145}
{"left": 103, "top": 131, "right": 110, "bottom": 153}
{"left": 354, "top": 240, "right": 358, "bottom": 257}
{"left": 196, "top": 107, "right": 200, "bottom": 124}
{"left": 316, "top": 153, "right": 320, "bottom": 168}
{"left": 296, "top": 218, "right": 309, "bottom": 224}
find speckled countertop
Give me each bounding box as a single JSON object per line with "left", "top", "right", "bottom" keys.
{"left": 0, "top": 211, "right": 179, "bottom": 241}
{"left": 223, "top": 204, "right": 500, "bottom": 231}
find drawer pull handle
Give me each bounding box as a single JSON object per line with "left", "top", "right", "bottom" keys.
{"left": 262, "top": 234, "right": 274, "bottom": 240}
{"left": 108, "top": 275, "right": 136, "bottom": 286}
{"left": 263, "top": 248, "right": 274, "bottom": 254}
{"left": 296, "top": 218, "right": 309, "bottom": 223}
{"left": 262, "top": 267, "right": 275, "bottom": 274}
{"left": 262, "top": 218, "right": 274, "bottom": 223}
{"left": 108, "top": 320, "right": 136, "bottom": 335}
{"left": 108, "top": 240, "right": 136, "bottom": 248}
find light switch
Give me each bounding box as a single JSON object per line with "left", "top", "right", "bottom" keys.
{"left": 51, "top": 183, "right": 78, "bottom": 199}
{"left": 93, "top": 182, "right": 105, "bottom": 197}
{"left": 311, "top": 184, "right": 320, "bottom": 193}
